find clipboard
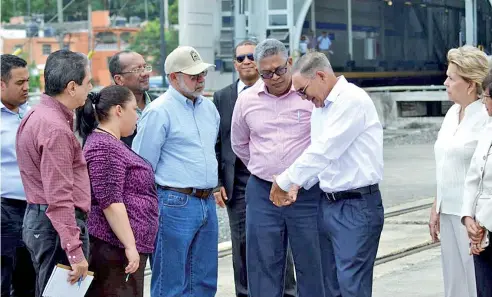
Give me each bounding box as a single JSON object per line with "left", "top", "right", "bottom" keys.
{"left": 42, "top": 264, "right": 94, "bottom": 297}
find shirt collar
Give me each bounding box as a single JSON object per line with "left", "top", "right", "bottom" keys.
{"left": 40, "top": 93, "right": 74, "bottom": 124}
{"left": 1, "top": 100, "right": 29, "bottom": 115}
{"left": 237, "top": 80, "right": 246, "bottom": 94}
{"left": 459, "top": 99, "right": 486, "bottom": 119}
{"left": 168, "top": 85, "right": 203, "bottom": 107}
{"left": 257, "top": 80, "right": 296, "bottom": 99}
{"left": 324, "top": 75, "right": 348, "bottom": 106}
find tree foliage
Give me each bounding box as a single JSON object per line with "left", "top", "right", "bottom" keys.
{"left": 128, "top": 20, "right": 179, "bottom": 75}
{"left": 2, "top": 0, "right": 177, "bottom": 25}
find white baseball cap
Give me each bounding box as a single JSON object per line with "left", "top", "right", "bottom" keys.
{"left": 165, "top": 46, "right": 215, "bottom": 75}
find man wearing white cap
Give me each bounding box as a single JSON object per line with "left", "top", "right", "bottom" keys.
{"left": 132, "top": 46, "right": 219, "bottom": 297}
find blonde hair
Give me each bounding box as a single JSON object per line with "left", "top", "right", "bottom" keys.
{"left": 447, "top": 45, "right": 489, "bottom": 95}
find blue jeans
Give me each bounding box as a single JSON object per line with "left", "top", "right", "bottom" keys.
{"left": 319, "top": 190, "right": 384, "bottom": 297}
{"left": 150, "top": 189, "right": 218, "bottom": 297}
{"left": 246, "top": 175, "right": 325, "bottom": 297}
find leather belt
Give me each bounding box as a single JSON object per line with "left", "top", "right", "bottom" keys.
{"left": 324, "top": 184, "right": 379, "bottom": 202}
{"left": 28, "top": 204, "right": 87, "bottom": 221}
{"left": 157, "top": 185, "right": 213, "bottom": 199}
{"left": 1, "top": 197, "right": 28, "bottom": 209}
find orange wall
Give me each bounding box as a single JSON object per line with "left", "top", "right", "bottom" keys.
{"left": 2, "top": 26, "right": 139, "bottom": 88}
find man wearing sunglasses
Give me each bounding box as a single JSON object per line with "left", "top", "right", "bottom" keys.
{"left": 231, "top": 39, "right": 324, "bottom": 297}
{"left": 109, "top": 51, "right": 157, "bottom": 146}
{"left": 132, "top": 46, "right": 219, "bottom": 297}
{"left": 272, "top": 52, "right": 384, "bottom": 297}
{"left": 213, "top": 40, "right": 296, "bottom": 297}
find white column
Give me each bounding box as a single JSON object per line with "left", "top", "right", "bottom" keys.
{"left": 310, "top": 0, "right": 316, "bottom": 32}
{"left": 347, "top": 0, "right": 353, "bottom": 60}
{"left": 234, "top": 0, "right": 247, "bottom": 46}
{"left": 178, "top": 0, "right": 217, "bottom": 87}
{"left": 465, "top": 0, "right": 476, "bottom": 45}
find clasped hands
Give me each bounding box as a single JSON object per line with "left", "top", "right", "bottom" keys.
{"left": 463, "top": 216, "right": 487, "bottom": 255}
{"left": 269, "top": 175, "right": 300, "bottom": 207}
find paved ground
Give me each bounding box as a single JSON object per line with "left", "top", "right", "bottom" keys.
{"left": 144, "top": 205, "right": 445, "bottom": 297}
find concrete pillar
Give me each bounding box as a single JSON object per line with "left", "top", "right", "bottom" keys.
{"left": 310, "top": 0, "right": 316, "bottom": 33}
{"left": 465, "top": 0, "right": 476, "bottom": 45}
{"left": 178, "top": 0, "right": 217, "bottom": 88}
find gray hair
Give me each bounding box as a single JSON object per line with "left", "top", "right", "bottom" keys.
{"left": 292, "top": 52, "right": 333, "bottom": 78}
{"left": 253, "top": 39, "right": 288, "bottom": 67}
{"left": 44, "top": 50, "right": 88, "bottom": 97}
{"left": 108, "top": 50, "right": 134, "bottom": 78}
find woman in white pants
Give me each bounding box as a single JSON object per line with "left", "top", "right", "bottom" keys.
{"left": 430, "top": 46, "right": 490, "bottom": 297}
{"left": 462, "top": 73, "right": 492, "bottom": 297}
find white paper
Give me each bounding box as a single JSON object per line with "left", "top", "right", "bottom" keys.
{"left": 42, "top": 265, "right": 94, "bottom": 297}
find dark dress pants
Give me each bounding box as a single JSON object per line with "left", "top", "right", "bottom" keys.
{"left": 227, "top": 179, "right": 296, "bottom": 297}
{"left": 319, "top": 190, "right": 384, "bottom": 297}
{"left": 1, "top": 198, "right": 35, "bottom": 297}
{"left": 245, "top": 175, "right": 324, "bottom": 297}
{"left": 22, "top": 205, "right": 89, "bottom": 297}
{"left": 474, "top": 242, "right": 492, "bottom": 297}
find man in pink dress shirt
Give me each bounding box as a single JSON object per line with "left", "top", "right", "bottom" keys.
{"left": 16, "top": 50, "right": 93, "bottom": 296}
{"left": 231, "top": 39, "right": 324, "bottom": 297}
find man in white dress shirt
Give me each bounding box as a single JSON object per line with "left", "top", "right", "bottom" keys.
{"left": 270, "top": 52, "right": 384, "bottom": 297}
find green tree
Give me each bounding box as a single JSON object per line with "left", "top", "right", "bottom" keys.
{"left": 128, "top": 20, "right": 179, "bottom": 75}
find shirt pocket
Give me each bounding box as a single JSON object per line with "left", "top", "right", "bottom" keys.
{"left": 279, "top": 109, "right": 311, "bottom": 137}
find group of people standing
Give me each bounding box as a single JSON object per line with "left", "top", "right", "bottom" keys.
{"left": 2, "top": 38, "right": 491, "bottom": 297}
{"left": 430, "top": 45, "right": 492, "bottom": 297}
{"left": 2, "top": 37, "right": 383, "bottom": 297}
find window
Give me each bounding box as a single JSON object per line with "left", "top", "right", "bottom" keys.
{"left": 268, "top": 15, "right": 287, "bottom": 26}
{"left": 222, "top": 16, "right": 233, "bottom": 27}
{"left": 221, "top": 0, "right": 232, "bottom": 11}
{"left": 42, "top": 44, "right": 52, "bottom": 55}
{"left": 268, "top": 0, "right": 287, "bottom": 10}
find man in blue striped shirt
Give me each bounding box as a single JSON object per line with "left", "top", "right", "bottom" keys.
{"left": 1, "top": 54, "right": 35, "bottom": 296}
{"left": 132, "top": 46, "right": 219, "bottom": 297}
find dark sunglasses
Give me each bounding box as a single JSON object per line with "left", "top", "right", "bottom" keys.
{"left": 260, "top": 62, "right": 288, "bottom": 79}
{"left": 236, "top": 54, "right": 254, "bottom": 63}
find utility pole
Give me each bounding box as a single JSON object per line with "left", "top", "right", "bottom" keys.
{"left": 27, "top": 0, "right": 31, "bottom": 17}
{"left": 164, "top": 0, "right": 169, "bottom": 29}
{"left": 88, "top": 0, "right": 93, "bottom": 60}
{"left": 144, "top": 0, "right": 149, "bottom": 21}
{"left": 57, "top": 0, "right": 63, "bottom": 24}
{"left": 159, "top": 0, "right": 167, "bottom": 86}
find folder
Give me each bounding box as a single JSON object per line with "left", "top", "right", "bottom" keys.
{"left": 42, "top": 264, "right": 94, "bottom": 297}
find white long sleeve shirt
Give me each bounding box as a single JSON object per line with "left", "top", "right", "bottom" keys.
{"left": 276, "top": 76, "right": 383, "bottom": 193}
{"left": 462, "top": 121, "right": 492, "bottom": 231}
{"left": 434, "top": 100, "right": 489, "bottom": 215}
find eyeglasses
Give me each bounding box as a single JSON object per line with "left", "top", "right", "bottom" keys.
{"left": 481, "top": 93, "right": 492, "bottom": 103}
{"left": 296, "top": 80, "right": 311, "bottom": 98}
{"left": 180, "top": 70, "right": 208, "bottom": 81}
{"left": 259, "top": 62, "right": 288, "bottom": 79}
{"left": 119, "top": 65, "right": 152, "bottom": 75}
{"left": 236, "top": 54, "right": 254, "bottom": 63}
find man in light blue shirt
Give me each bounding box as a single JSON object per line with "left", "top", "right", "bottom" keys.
{"left": 317, "top": 31, "right": 333, "bottom": 59}
{"left": 132, "top": 46, "right": 219, "bottom": 297}
{"left": 1, "top": 54, "right": 35, "bottom": 296}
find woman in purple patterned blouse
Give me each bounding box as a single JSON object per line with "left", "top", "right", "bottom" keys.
{"left": 75, "top": 85, "right": 158, "bottom": 297}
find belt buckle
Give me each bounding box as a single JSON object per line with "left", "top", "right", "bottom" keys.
{"left": 326, "top": 192, "right": 336, "bottom": 202}
{"left": 191, "top": 188, "right": 197, "bottom": 196}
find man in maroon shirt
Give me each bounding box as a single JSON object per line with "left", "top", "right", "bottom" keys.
{"left": 16, "top": 50, "right": 93, "bottom": 296}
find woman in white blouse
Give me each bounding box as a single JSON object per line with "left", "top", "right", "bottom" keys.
{"left": 430, "top": 46, "right": 490, "bottom": 297}
{"left": 462, "top": 73, "right": 492, "bottom": 297}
